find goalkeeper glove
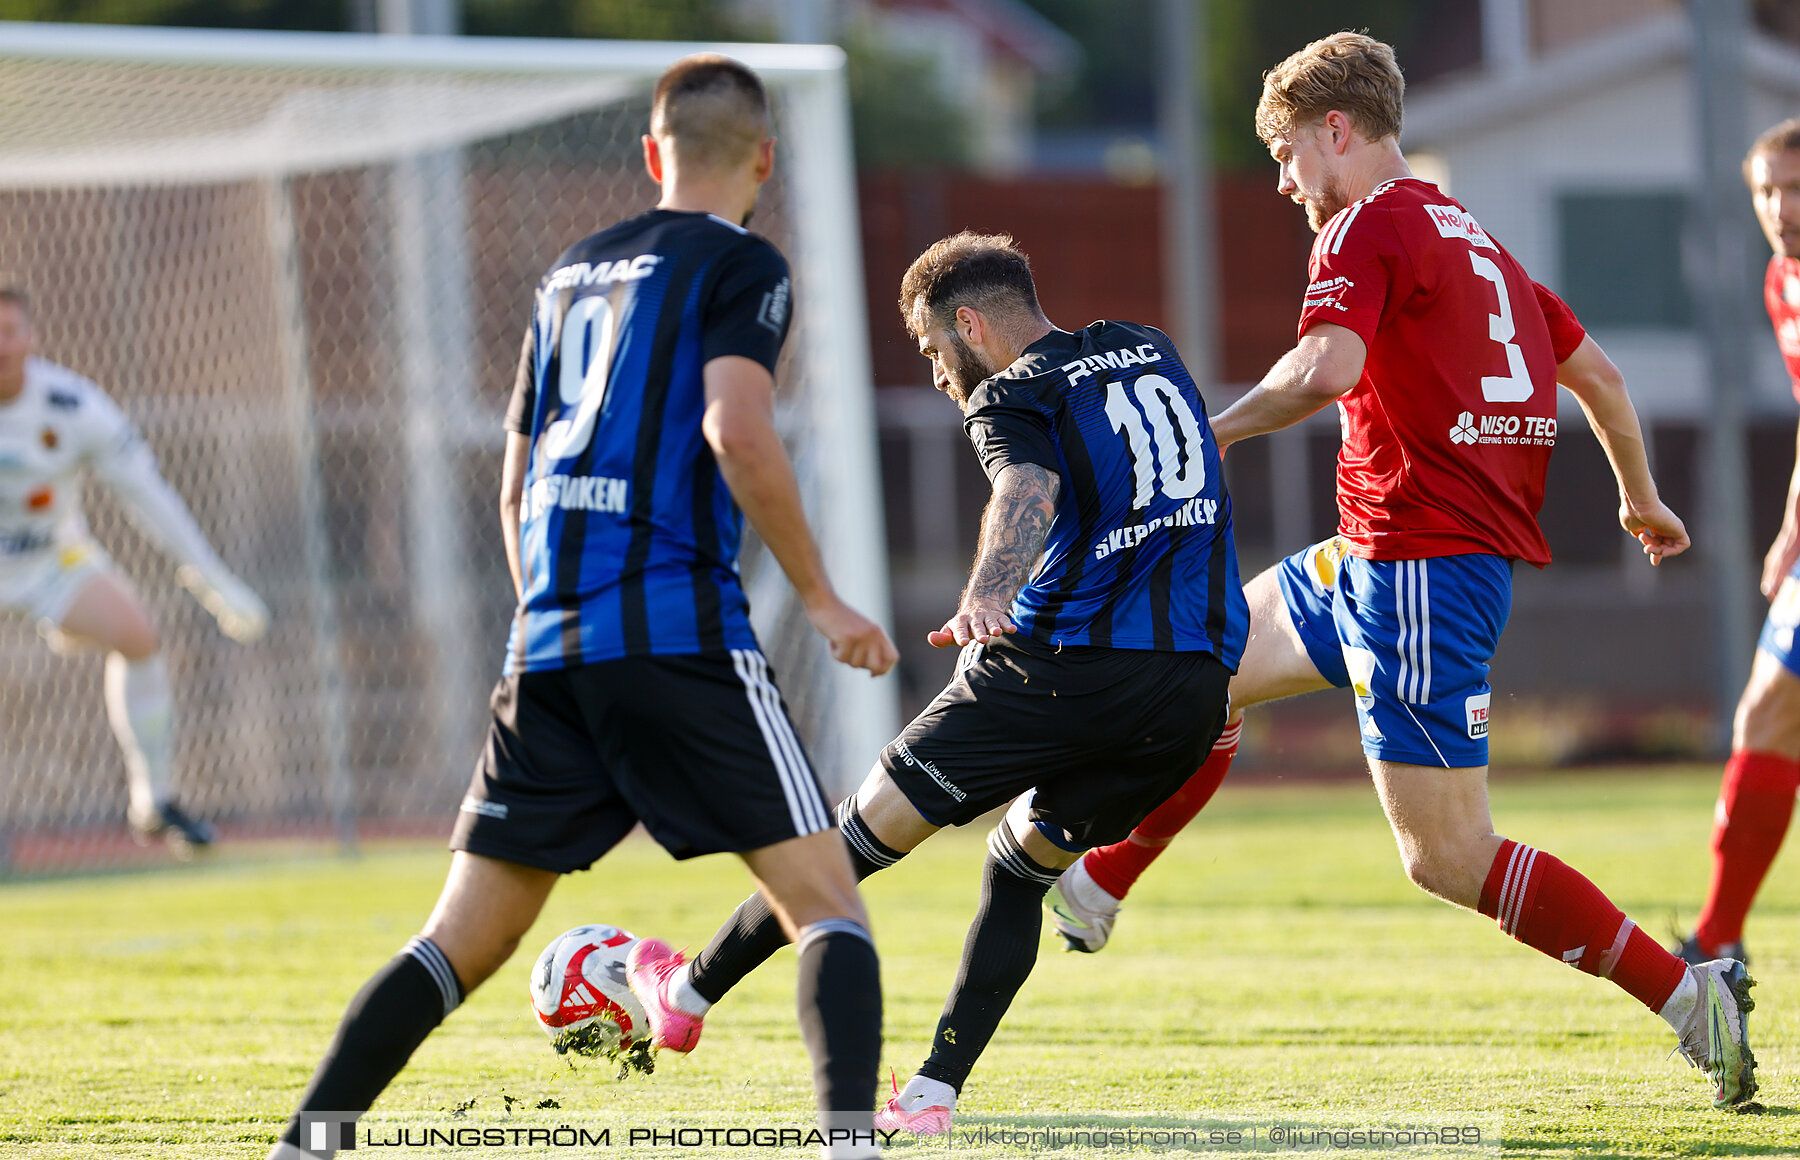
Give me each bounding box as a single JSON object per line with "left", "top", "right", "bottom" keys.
{"left": 177, "top": 565, "right": 269, "bottom": 643}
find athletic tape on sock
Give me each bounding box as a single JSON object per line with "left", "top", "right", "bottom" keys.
{"left": 836, "top": 800, "right": 902, "bottom": 869}
{"left": 986, "top": 823, "right": 1062, "bottom": 888}
{"left": 402, "top": 936, "right": 462, "bottom": 1018}
{"left": 795, "top": 919, "right": 873, "bottom": 956}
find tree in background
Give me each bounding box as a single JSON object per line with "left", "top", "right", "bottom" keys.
{"left": 1016, "top": 0, "right": 1490, "bottom": 172}
{"left": 843, "top": 31, "right": 970, "bottom": 170}
{"left": 462, "top": 0, "right": 739, "bottom": 41}
{"left": 0, "top": 0, "right": 337, "bottom": 28}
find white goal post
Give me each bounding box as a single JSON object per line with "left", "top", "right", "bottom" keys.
{"left": 0, "top": 22, "right": 896, "bottom": 867}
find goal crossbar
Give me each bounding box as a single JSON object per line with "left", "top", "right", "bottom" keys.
{"left": 0, "top": 21, "right": 845, "bottom": 77}
{"left": 0, "top": 23, "right": 896, "bottom": 849}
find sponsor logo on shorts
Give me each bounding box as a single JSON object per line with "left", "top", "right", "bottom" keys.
{"left": 1465, "top": 693, "right": 1491, "bottom": 739}
{"left": 460, "top": 796, "right": 508, "bottom": 820}
{"left": 1304, "top": 537, "right": 1349, "bottom": 595}
{"left": 1771, "top": 578, "right": 1800, "bottom": 653}
{"left": 1344, "top": 646, "right": 1377, "bottom": 702}
{"left": 894, "top": 739, "right": 965, "bottom": 802}
{"left": 1449, "top": 411, "right": 1557, "bottom": 448}
{"left": 1344, "top": 646, "right": 1384, "bottom": 740}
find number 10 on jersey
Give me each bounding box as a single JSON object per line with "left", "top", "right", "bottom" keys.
{"left": 1106, "top": 373, "right": 1207, "bottom": 507}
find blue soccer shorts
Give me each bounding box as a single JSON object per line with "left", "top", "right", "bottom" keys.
{"left": 1757, "top": 555, "right": 1800, "bottom": 677}
{"left": 1275, "top": 537, "right": 1513, "bottom": 768}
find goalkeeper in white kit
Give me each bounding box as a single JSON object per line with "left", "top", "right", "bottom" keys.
{"left": 0, "top": 287, "right": 268, "bottom": 850}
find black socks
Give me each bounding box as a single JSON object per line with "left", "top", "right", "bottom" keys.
{"left": 795, "top": 919, "right": 883, "bottom": 1137}
{"left": 917, "top": 824, "right": 1060, "bottom": 1094}
{"left": 688, "top": 802, "right": 903, "bottom": 1004}
{"left": 278, "top": 937, "right": 462, "bottom": 1148}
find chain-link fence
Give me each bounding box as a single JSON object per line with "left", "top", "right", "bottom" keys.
{"left": 0, "top": 27, "right": 894, "bottom": 873}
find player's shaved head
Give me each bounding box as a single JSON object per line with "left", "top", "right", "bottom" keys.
{"left": 1747, "top": 117, "right": 1800, "bottom": 182}
{"left": 650, "top": 54, "right": 770, "bottom": 172}
{"left": 1256, "top": 32, "right": 1404, "bottom": 146}
{"left": 899, "top": 232, "right": 1042, "bottom": 337}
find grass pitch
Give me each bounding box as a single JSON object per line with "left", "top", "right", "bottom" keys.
{"left": 1, "top": 767, "right": 1796, "bottom": 1158}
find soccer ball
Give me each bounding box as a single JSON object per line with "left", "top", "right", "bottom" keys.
{"left": 528, "top": 924, "right": 647, "bottom": 1053}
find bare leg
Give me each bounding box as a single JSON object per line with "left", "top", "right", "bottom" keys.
{"left": 1368, "top": 758, "right": 1689, "bottom": 1021}
{"left": 420, "top": 851, "right": 560, "bottom": 991}
{"left": 1225, "top": 562, "right": 1337, "bottom": 722}
{"left": 1366, "top": 759, "right": 1501, "bottom": 908}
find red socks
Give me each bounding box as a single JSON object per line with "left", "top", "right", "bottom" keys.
{"left": 1478, "top": 839, "right": 1685, "bottom": 1012}
{"left": 1694, "top": 750, "right": 1800, "bottom": 952}
{"left": 1082, "top": 720, "right": 1241, "bottom": 900}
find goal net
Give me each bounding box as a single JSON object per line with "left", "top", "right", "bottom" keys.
{"left": 0, "top": 22, "right": 896, "bottom": 873}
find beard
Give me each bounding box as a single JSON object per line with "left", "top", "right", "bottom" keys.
{"left": 943, "top": 330, "right": 995, "bottom": 407}
{"left": 1302, "top": 174, "right": 1351, "bottom": 233}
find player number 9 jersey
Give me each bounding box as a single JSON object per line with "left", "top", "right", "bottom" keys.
{"left": 503, "top": 209, "right": 793, "bottom": 674}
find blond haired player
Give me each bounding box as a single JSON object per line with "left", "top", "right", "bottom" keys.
{"left": 1047, "top": 32, "right": 1759, "bottom": 1111}
{"left": 1673, "top": 117, "right": 1800, "bottom": 968}
{"left": 0, "top": 288, "right": 267, "bottom": 850}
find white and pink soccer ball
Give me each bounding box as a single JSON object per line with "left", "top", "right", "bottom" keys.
{"left": 528, "top": 924, "right": 647, "bottom": 1052}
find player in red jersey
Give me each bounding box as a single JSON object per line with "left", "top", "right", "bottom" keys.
{"left": 1047, "top": 32, "right": 1758, "bottom": 1111}
{"left": 1673, "top": 117, "right": 1800, "bottom": 969}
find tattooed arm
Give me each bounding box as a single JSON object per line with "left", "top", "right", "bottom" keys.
{"left": 928, "top": 463, "right": 1062, "bottom": 648}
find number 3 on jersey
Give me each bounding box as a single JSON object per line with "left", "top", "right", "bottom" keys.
{"left": 1469, "top": 252, "right": 1533, "bottom": 403}
{"left": 1105, "top": 373, "right": 1206, "bottom": 507}
{"left": 541, "top": 295, "right": 616, "bottom": 460}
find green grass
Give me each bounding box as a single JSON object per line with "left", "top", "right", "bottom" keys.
{"left": 1, "top": 767, "right": 1797, "bottom": 1157}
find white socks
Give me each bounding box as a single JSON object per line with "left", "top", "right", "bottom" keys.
{"left": 672, "top": 961, "right": 714, "bottom": 1017}
{"left": 1659, "top": 967, "right": 1701, "bottom": 1034}
{"left": 1066, "top": 857, "right": 1121, "bottom": 912}
{"left": 104, "top": 652, "right": 173, "bottom": 819}
{"left": 896, "top": 1074, "right": 956, "bottom": 1112}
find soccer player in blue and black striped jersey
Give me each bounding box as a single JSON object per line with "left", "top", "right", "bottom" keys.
{"left": 271, "top": 55, "right": 895, "bottom": 1160}
{"left": 635, "top": 233, "right": 1247, "bottom": 1135}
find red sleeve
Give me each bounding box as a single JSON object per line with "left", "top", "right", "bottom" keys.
{"left": 1297, "top": 203, "right": 1400, "bottom": 345}
{"left": 1532, "top": 281, "right": 1587, "bottom": 364}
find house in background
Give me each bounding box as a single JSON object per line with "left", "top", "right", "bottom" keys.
{"left": 733, "top": 0, "right": 1078, "bottom": 174}
{"left": 1405, "top": 0, "right": 1800, "bottom": 419}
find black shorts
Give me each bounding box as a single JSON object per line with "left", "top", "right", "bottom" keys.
{"left": 450, "top": 649, "right": 833, "bottom": 873}
{"left": 879, "top": 635, "right": 1231, "bottom": 851}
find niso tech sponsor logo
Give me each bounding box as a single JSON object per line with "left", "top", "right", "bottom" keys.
{"left": 1448, "top": 411, "right": 1556, "bottom": 448}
